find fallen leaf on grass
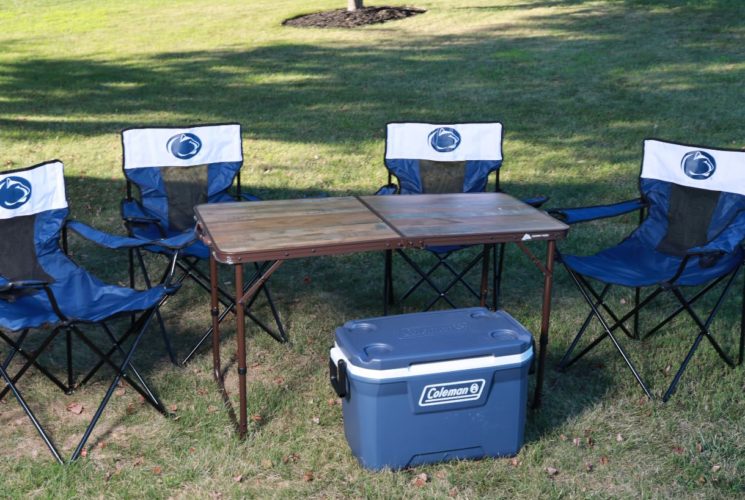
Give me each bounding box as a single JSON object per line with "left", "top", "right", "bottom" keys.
{"left": 274, "top": 376, "right": 285, "bottom": 385}
{"left": 509, "top": 458, "right": 520, "bottom": 467}
{"left": 600, "top": 456, "right": 609, "bottom": 465}
{"left": 411, "top": 472, "right": 428, "bottom": 487}
{"left": 449, "top": 487, "right": 458, "bottom": 497}
{"left": 697, "top": 476, "right": 706, "bottom": 485}
{"left": 233, "top": 474, "right": 243, "bottom": 483}
{"left": 711, "top": 464, "right": 721, "bottom": 472}
{"left": 572, "top": 437, "right": 581, "bottom": 447}
{"left": 302, "top": 471, "right": 314, "bottom": 482}
{"left": 196, "top": 388, "right": 209, "bottom": 396}
{"left": 80, "top": 449, "right": 88, "bottom": 458}
{"left": 126, "top": 403, "right": 137, "bottom": 415}
{"left": 152, "top": 466, "right": 162, "bottom": 475}
{"left": 250, "top": 414, "right": 263, "bottom": 424}
{"left": 327, "top": 398, "right": 338, "bottom": 406}
{"left": 585, "top": 463, "right": 593, "bottom": 472}
{"left": 559, "top": 434, "right": 567, "bottom": 441}
{"left": 696, "top": 442, "right": 703, "bottom": 453}
{"left": 586, "top": 437, "right": 594, "bottom": 447}
{"left": 168, "top": 404, "right": 178, "bottom": 412}
{"left": 282, "top": 453, "right": 299, "bottom": 464}
{"left": 435, "top": 470, "right": 447, "bottom": 480}
{"left": 133, "top": 456, "right": 144, "bottom": 466}
{"left": 545, "top": 467, "right": 559, "bottom": 477}
{"left": 207, "top": 405, "right": 218, "bottom": 414}
{"left": 616, "top": 433, "right": 624, "bottom": 443}
{"left": 311, "top": 416, "right": 320, "bottom": 425}
{"left": 66, "top": 402, "right": 84, "bottom": 415}
{"left": 114, "top": 388, "right": 126, "bottom": 397}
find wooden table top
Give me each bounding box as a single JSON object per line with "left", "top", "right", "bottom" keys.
{"left": 195, "top": 193, "right": 568, "bottom": 264}
{"left": 359, "top": 192, "right": 568, "bottom": 247}
{"left": 195, "top": 196, "right": 402, "bottom": 264}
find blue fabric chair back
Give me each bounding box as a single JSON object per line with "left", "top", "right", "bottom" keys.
{"left": 384, "top": 122, "right": 503, "bottom": 194}
{"left": 633, "top": 140, "right": 745, "bottom": 256}
{"left": 0, "top": 161, "right": 70, "bottom": 285}
{"left": 122, "top": 123, "right": 243, "bottom": 234}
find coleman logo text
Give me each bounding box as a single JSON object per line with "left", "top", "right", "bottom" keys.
{"left": 418, "top": 379, "right": 486, "bottom": 407}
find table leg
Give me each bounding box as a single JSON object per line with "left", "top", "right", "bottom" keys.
{"left": 479, "top": 244, "right": 491, "bottom": 308}
{"left": 210, "top": 254, "right": 222, "bottom": 384}
{"left": 235, "top": 265, "right": 248, "bottom": 438}
{"left": 533, "top": 240, "right": 556, "bottom": 409}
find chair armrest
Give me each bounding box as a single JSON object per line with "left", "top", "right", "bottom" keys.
{"left": 521, "top": 195, "right": 549, "bottom": 208}
{"left": 237, "top": 192, "right": 261, "bottom": 202}
{"left": 549, "top": 198, "right": 646, "bottom": 224}
{"left": 687, "top": 211, "right": 745, "bottom": 257}
{"left": 67, "top": 221, "right": 197, "bottom": 250}
{"left": 0, "top": 279, "right": 50, "bottom": 294}
{"left": 376, "top": 183, "right": 398, "bottom": 195}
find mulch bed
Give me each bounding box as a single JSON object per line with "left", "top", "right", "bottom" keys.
{"left": 283, "top": 6, "right": 426, "bottom": 29}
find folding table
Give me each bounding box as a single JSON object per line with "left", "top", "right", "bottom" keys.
{"left": 195, "top": 193, "right": 568, "bottom": 437}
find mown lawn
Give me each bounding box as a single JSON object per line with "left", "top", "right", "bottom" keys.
{"left": 1, "top": 0, "right": 744, "bottom": 497}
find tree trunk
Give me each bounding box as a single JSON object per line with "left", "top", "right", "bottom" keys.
{"left": 347, "top": 0, "right": 364, "bottom": 12}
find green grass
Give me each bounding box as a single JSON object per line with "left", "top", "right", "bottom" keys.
{"left": 2, "top": 0, "right": 745, "bottom": 497}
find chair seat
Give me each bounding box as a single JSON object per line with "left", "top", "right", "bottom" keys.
{"left": 0, "top": 267, "right": 168, "bottom": 331}
{"left": 562, "top": 237, "right": 743, "bottom": 287}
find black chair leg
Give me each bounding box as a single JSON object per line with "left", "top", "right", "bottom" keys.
{"left": 71, "top": 308, "right": 160, "bottom": 462}
{"left": 0, "top": 362, "right": 64, "bottom": 464}
{"left": 564, "top": 266, "right": 654, "bottom": 399}
{"left": 134, "top": 248, "right": 178, "bottom": 365}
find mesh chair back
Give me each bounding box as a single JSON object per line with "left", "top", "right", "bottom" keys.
{"left": 122, "top": 123, "right": 243, "bottom": 233}
{"left": 0, "top": 161, "right": 68, "bottom": 283}
{"left": 637, "top": 140, "right": 745, "bottom": 256}
{"left": 384, "top": 122, "right": 503, "bottom": 194}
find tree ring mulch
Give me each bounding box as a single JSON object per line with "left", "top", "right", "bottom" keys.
{"left": 282, "top": 6, "right": 426, "bottom": 29}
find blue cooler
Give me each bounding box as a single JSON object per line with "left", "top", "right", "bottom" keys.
{"left": 328, "top": 307, "right": 534, "bottom": 470}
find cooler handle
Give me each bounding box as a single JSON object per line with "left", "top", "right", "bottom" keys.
{"left": 329, "top": 357, "right": 348, "bottom": 398}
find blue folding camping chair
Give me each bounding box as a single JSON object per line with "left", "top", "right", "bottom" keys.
{"left": 120, "top": 123, "right": 286, "bottom": 365}
{"left": 378, "top": 122, "right": 546, "bottom": 312}
{"left": 0, "top": 160, "right": 187, "bottom": 463}
{"left": 552, "top": 139, "right": 745, "bottom": 401}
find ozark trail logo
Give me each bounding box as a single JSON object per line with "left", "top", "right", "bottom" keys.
{"left": 428, "top": 127, "right": 461, "bottom": 153}
{"left": 166, "top": 133, "right": 202, "bottom": 160}
{"left": 0, "top": 176, "right": 32, "bottom": 209}
{"left": 418, "top": 379, "right": 485, "bottom": 407}
{"left": 681, "top": 150, "right": 716, "bottom": 180}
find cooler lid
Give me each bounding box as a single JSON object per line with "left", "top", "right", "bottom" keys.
{"left": 334, "top": 307, "right": 533, "bottom": 371}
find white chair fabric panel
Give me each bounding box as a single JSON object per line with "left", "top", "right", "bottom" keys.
{"left": 642, "top": 139, "right": 745, "bottom": 196}
{"left": 0, "top": 161, "right": 67, "bottom": 219}
{"left": 385, "top": 122, "right": 503, "bottom": 162}
{"left": 123, "top": 124, "right": 242, "bottom": 169}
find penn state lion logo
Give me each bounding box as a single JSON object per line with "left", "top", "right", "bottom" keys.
{"left": 681, "top": 150, "right": 716, "bottom": 180}
{"left": 428, "top": 127, "right": 461, "bottom": 153}
{"left": 0, "top": 176, "right": 32, "bottom": 209}
{"left": 166, "top": 133, "right": 202, "bottom": 160}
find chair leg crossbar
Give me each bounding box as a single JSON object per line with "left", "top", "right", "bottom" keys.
{"left": 384, "top": 244, "right": 499, "bottom": 313}
{"left": 132, "top": 250, "right": 287, "bottom": 366}
{"left": 559, "top": 261, "right": 745, "bottom": 401}
{"left": 0, "top": 308, "right": 168, "bottom": 463}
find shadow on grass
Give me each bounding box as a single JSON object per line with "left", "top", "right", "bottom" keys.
{"left": 2, "top": 1, "right": 744, "bottom": 160}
